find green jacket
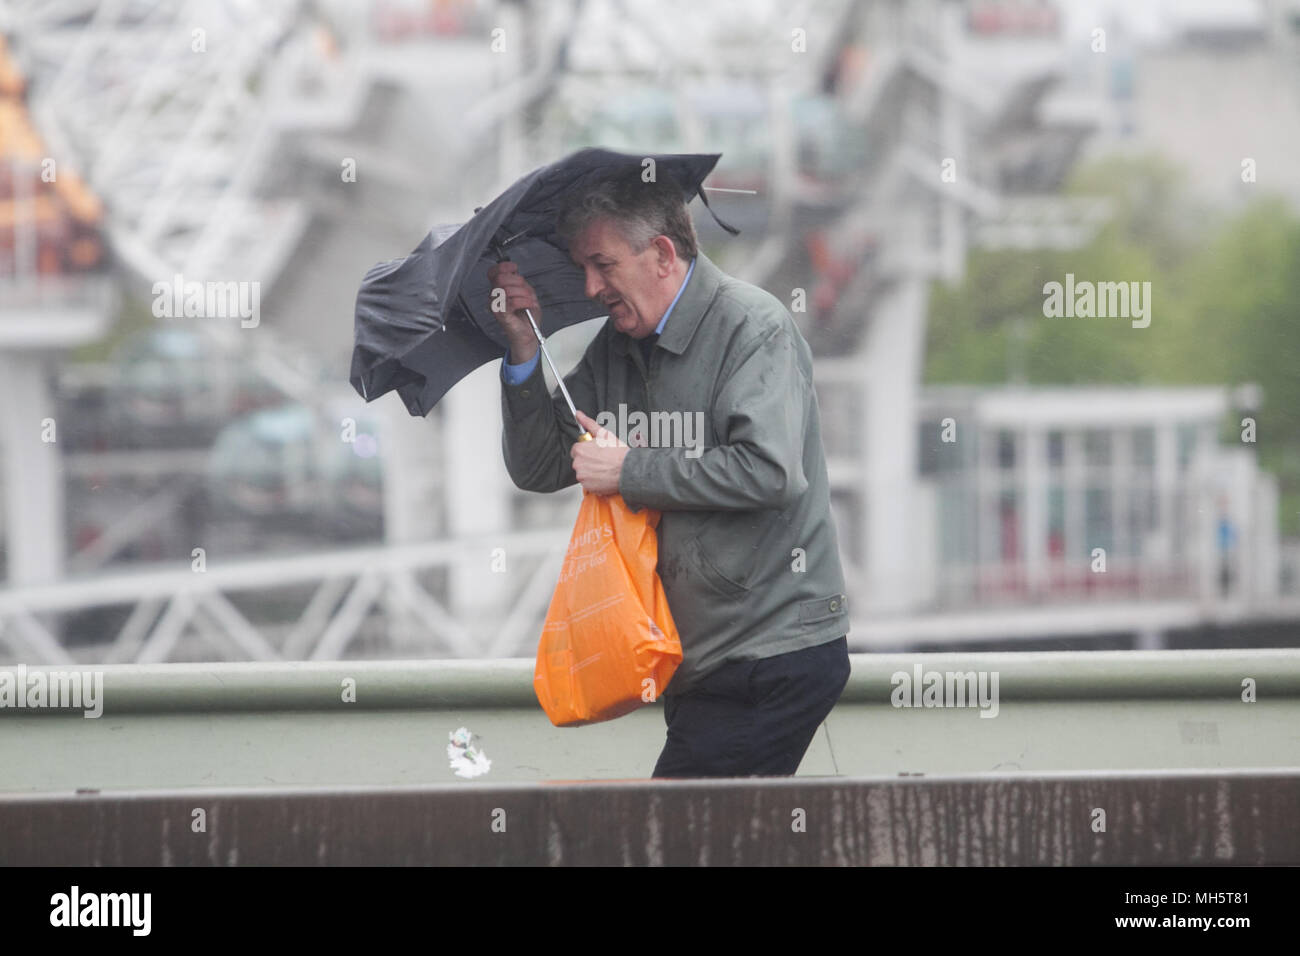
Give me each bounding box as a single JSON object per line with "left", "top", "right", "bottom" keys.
{"left": 500, "top": 251, "right": 849, "bottom": 696}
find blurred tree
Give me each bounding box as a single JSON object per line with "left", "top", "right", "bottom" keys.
{"left": 1179, "top": 201, "right": 1300, "bottom": 535}
{"left": 924, "top": 154, "right": 1300, "bottom": 534}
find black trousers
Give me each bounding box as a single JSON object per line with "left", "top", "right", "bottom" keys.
{"left": 652, "top": 636, "right": 851, "bottom": 778}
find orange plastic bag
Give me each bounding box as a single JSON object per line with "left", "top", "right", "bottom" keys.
{"left": 534, "top": 492, "right": 682, "bottom": 726}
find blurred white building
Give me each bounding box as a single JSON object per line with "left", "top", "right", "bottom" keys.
{"left": 915, "top": 385, "right": 1277, "bottom": 611}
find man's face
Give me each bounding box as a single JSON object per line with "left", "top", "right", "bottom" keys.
{"left": 568, "top": 217, "right": 674, "bottom": 339}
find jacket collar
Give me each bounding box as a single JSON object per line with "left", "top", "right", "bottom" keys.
{"left": 611, "top": 251, "right": 723, "bottom": 357}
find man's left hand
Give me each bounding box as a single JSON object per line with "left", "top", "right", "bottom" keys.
{"left": 571, "top": 410, "right": 629, "bottom": 495}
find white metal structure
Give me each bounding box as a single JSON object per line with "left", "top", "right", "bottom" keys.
{"left": 0, "top": 0, "right": 1291, "bottom": 665}
{"left": 2, "top": 0, "right": 306, "bottom": 292}
{"left": 0, "top": 527, "right": 571, "bottom": 664}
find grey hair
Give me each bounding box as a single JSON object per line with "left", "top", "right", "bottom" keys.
{"left": 556, "top": 168, "right": 699, "bottom": 260}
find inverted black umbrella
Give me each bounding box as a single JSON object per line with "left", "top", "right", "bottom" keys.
{"left": 349, "top": 147, "right": 738, "bottom": 419}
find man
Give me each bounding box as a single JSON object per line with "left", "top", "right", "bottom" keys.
{"left": 488, "top": 169, "right": 850, "bottom": 777}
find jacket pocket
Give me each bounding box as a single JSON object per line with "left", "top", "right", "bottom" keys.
{"left": 688, "top": 533, "right": 751, "bottom": 598}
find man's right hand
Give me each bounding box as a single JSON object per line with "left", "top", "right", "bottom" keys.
{"left": 488, "top": 260, "right": 540, "bottom": 364}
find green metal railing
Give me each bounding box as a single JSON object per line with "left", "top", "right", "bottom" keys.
{"left": 2, "top": 650, "right": 1296, "bottom": 793}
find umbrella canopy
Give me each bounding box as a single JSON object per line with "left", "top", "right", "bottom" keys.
{"left": 349, "top": 147, "right": 736, "bottom": 417}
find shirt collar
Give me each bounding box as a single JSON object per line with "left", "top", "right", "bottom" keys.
{"left": 654, "top": 257, "right": 696, "bottom": 335}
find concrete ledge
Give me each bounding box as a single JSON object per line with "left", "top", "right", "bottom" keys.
{"left": 1, "top": 770, "right": 1296, "bottom": 865}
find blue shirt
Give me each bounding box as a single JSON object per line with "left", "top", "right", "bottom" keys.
{"left": 502, "top": 257, "right": 697, "bottom": 384}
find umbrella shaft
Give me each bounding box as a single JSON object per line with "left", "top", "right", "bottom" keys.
{"left": 524, "top": 307, "right": 590, "bottom": 439}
